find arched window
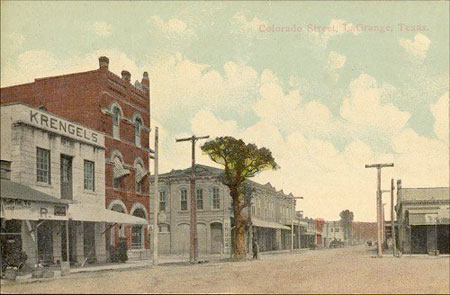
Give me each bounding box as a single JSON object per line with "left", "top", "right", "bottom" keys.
{"left": 134, "top": 117, "right": 142, "bottom": 147}
{"left": 113, "top": 155, "right": 130, "bottom": 190}
{"left": 112, "top": 106, "right": 121, "bottom": 139}
{"left": 180, "top": 188, "right": 188, "bottom": 211}
{"left": 131, "top": 208, "right": 146, "bottom": 249}
{"left": 135, "top": 162, "right": 145, "bottom": 194}
{"left": 159, "top": 190, "right": 167, "bottom": 211}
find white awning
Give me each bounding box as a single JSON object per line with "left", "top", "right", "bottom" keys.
{"left": 135, "top": 164, "right": 147, "bottom": 183}
{"left": 68, "top": 204, "right": 148, "bottom": 225}
{"left": 113, "top": 157, "right": 130, "bottom": 179}
{"left": 252, "top": 217, "right": 291, "bottom": 230}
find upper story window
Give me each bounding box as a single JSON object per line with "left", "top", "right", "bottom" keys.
{"left": 159, "top": 190, "right": 166, "bottom": 211}
{"left": 112, "top": 106, "right": 121, "bottom": 139}
{"left": 84, "top": 160, "right": 95, "bottom": 191}
{"left": 36, "top": 147, "right": 51, "bottom": 184}
{"left": 196, "top": 188, "right": 203, "bottom": 210}
{"left": 135, "top": 162, "right": 145, "bottom": 194}
{"left": 113, "top": 155, "right": 130, "bottom": 190}
{"left": 180, "top": 188, "right": 188, "bottom": 211}
{"left": 212, "top": 187, "right": 220, "bottom": 209}
{"left": 134, "top": 117, "right": 142, "bottom": 147}
{"left": 0, "top": 161, "right": 11, "bottom": 180}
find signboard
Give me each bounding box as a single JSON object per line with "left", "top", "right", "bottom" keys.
{"left": 223, "top": 218, "right": 231, "bottom": 254}
{"left": 5, "top": 104, "right": 105, "bottom": 148}
{"left": 0, "top": 198, "right": 68, "bottom": 221}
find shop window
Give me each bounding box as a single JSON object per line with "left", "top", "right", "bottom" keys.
{"left": 36, "top": 147, "right": 51, "bottom": 184}
{"left": 196, "top": 188, "right": 203, "bottom": 210}
{"left": 84, "top": 160, "right": 95, "bottom": 191}
{"left": 212, "top": 187, "right": 220, "bottom": 209}
{"left": 159, "top": 190, "right": 166, "bottom": 211}
{"left": 180, "top": 189, "right": 188, "bottom": 211}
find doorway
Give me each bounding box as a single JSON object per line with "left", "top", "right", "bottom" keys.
{"left": 83, "top": 222, "right": 96, "bottom": 264}
{"left": 37, "top": 221, "right": 53, "bottom": 265}
{"left": 60, "top": 155, "right": 73, "bottom": 200}
{"left": 210, "top": 223, "right": 223, "bottom": 254}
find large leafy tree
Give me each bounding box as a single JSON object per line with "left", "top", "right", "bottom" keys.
{"left": 340, "top": 209, "right": 354, "bottom": 245}
{"left": 201, "top": 136, "right": 279, "bottom": 259}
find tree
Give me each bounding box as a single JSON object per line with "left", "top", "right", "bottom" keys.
{"left": 340, "top": 209, "right": 354, "bottom": 245}
{"left": 201, "top": 136, "right": 279, "bottom": 259}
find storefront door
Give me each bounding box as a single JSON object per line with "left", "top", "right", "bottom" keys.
{"left": 37, "top": 221, "right": 53, "bottom": 264}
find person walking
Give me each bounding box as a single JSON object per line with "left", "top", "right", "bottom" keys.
{"left": 252, "top": 239, "right": 259, "bottom": 260}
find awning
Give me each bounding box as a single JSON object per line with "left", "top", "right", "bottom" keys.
{"left": 113, "top": 157, "right": 130, "bottom": 179}
{"left": 68, "top": 204, "right": 148, "bottom": 225}
{"left": 135, "top": 164, "right": 147, "bottom": 183}
{"left": 252, "top": 217, "right": 291, "bottom": 230}
{"left": 1, "top": 179, "right": 69, "bottom": 221}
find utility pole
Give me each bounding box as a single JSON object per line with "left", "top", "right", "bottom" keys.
{"left": 176, "top": 134, "right": 210, "bottom": 263}
{"left": 152, "top": 127, "right": 159, "bottom": 265}
{"left": 391, "top": 179, "right": 397, "bottom": 256}
{"left": 291, "top": 196, "right": 304, "bottom": 252}
{"left": 365, "top": 163, "right": 394, "bottom": 257}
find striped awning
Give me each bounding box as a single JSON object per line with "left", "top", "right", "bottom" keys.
{"left": 113, "top": 157, "right": 130, "bottom": 179}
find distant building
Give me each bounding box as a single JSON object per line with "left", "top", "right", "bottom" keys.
{"left": 323, "top": 221, "right": 346, "bottom": 247}
{"left": 395, "top": 181, "right": 449, "bottom": 254}
{"left": 150, "top": 165, "right": 297, "bottom": 255}
{"left": 352, "top": 222, "right": 377, "bottom": 245}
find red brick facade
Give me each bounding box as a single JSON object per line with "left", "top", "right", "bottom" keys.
{"left": 1, "top": 57, "right": 151, "bottom": 251}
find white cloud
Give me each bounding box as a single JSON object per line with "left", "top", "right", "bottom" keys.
{"left": 310, "top": 19, "right": 360, "bottom": 48}
{"left": 231, "top": 12, "right": 267, "bottom": 38}
{"left": 430, "top": 92, "right": 449, "bottom": 144}
{"left": 340, "top": 73, "right": 410, "bottom": 138}
{"left": 328, "top": 51, "right": 346, "bottom": 70}
{"left": 327, "top": 51, "right": 346, "bottom": 81}
{"left": 150, "top": 16, "right": 194, "bottom": 38}
{"left": 91, "top": 21, "right": 113, "bottom": 37}
{"left": 399, "top": 33, "right": 431, "bottom": 60}
{"left": 0, "top": 49, "right": 143, "bottom": 87}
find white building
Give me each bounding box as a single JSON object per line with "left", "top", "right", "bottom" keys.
{"left": 0, "top": 103, "right": 146, "bottom": 267}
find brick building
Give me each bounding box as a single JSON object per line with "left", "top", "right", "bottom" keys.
{"left": 0, "top": 57, "right": 152, "bottom": 260}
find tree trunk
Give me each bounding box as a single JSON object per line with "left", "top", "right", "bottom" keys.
{"left": 234, "top": 216, "right": 247, "bottom": 259}
{"left": 230, "top": 187, "right": 247, "bottom": 260}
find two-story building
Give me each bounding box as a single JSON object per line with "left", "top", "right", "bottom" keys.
{"left": 150, "top": 164, "right": 295, "bottom": 256}
{"left": 0, "top": 103, "right": 147, "bottom": 267}
{"left": 0, "top": 57, "right": 152, "bottom": 260}
{"left": 323, "top": 221, "right": 346, "bottom": 247}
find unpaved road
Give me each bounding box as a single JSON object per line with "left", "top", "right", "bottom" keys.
{"left": 2, "top": 246, "right": 449, "bottom": 294}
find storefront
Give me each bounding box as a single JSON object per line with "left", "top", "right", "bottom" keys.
{"left": 1, "top": 179, "right": 70, "bottom": 266}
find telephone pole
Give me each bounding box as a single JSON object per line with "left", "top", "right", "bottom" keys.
{"left": 176, "top": 135, "right": 210, "bottom": 263}
{"left": 291, "top": 196, "right": 303, "bottom": 252}
{"left": 365, "top": 163, "right": 394, "bottom": 257}
{"left": 152, "top": 127, "right": 159, "bottom": 265}
{"left": 390, "top": 179, "right": 397, "bottom": 256}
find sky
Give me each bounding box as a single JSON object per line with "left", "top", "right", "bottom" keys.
{"left": 1, "top": 1, "right": 449, "bottom": 221}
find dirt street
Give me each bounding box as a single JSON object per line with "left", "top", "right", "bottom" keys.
{"left": 2, "top": 246, "right": 449, "bottom": 294}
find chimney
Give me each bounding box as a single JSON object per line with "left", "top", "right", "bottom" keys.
{"left": 141, "top": 72, "right": 149, "bottom": 92}
{"left": 121, "top": 70, "right": 131, "bottom": 83}
{"left": 99, "top": 56, "right": 109, "bottom": 70}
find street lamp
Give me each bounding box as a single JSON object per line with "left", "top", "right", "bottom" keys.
{"left": 291, "top": 196, "right": 304, "bottom": 252}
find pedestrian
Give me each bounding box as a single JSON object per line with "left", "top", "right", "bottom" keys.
{"left": 252, "top": 239, "right": 259, "bottom": 260}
